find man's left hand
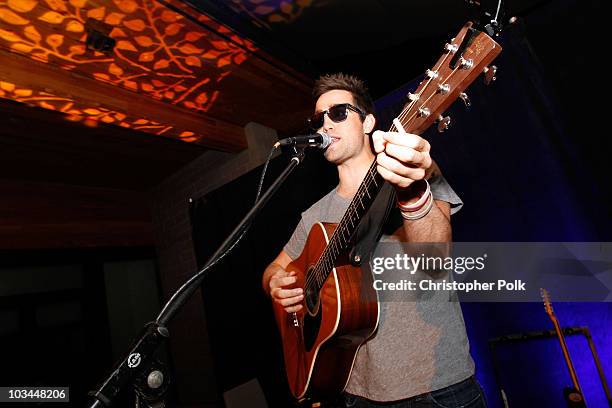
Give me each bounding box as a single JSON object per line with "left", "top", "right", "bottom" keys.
{"left": 372, "top": 130, "right": 432, "bottom": 190}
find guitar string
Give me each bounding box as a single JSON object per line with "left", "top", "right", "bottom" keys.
{"left": 390, "top": 46, "right": 454, "bottom": 128}
{"left": 306, "top": 168, "right": 375, "bottom": 289}
{"left": 306, "top": 166, "right": 379, "bottom": 290}
{"left": 394, "top": 47, "right": 455, "bottom": 128}
{"left": 400, "top": 63, "right": 462, "bottom": 126}
{"left": 307, "top": 161, "right": 381, "bottom": 288}
{"left": 314, "top": 162, "right": 382, "bottom": 286}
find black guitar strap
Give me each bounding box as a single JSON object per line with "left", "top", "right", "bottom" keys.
{"left": 348, "top": 181, "right": 401, "bottom": 266}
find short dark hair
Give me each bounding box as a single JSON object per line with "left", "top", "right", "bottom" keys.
{"left": 313, "top": 73, "right": 375, "bottom": 115}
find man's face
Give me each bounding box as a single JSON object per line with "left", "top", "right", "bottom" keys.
{"left": 314, "top": 90, "right": 370, "bottom": 165}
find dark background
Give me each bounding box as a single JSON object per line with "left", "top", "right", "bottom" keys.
{"left": 0, "top": 247, "right": 161, "bottom": 407}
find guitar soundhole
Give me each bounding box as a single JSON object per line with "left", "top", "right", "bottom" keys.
{"left": 305, "top": 285, "right": 320, "bottom": 316}
{"left": 303, "top": 266, "right": 322, "bottom": 351}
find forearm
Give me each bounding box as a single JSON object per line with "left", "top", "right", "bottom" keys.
{"left": 401, "top": 200, "right": 451, "bottom": 243}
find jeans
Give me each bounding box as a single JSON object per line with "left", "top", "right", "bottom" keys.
{"left": 341, "top": 376, "right": 487, "bottom": 408}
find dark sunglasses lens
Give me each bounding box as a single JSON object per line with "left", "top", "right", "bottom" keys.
{"left": 328, "top": 104, "right": 349, "bottom": 122}
{"left": 307, "top": 104, "right": 350, "bottom": 129}
{"left": 308, "top": 112, "right": 324, "bottom": 129}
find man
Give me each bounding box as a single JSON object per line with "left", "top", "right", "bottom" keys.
{"left": 262, "top": 73, "right": 485, "bottom": 407}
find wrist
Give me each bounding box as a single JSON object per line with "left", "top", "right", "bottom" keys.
{"left": 400, "top": 191, "right": 434, "bottom": 220}
{"left": 396, "top": 179, "right": 429, "bottom": 211}
{"left": 396, "top": 179, "right": 434, "bottom": 220}
{"left": 262, "top": 264, "right": 279, "bottom": 296}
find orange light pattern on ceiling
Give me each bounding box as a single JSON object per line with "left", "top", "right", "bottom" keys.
{"left": 0, "top": 0, "right": 257, "bottom": 142}
{"left": 0, "top": 79, "right": 201, "bottom": 142}
{"left": 227, "top": 0, "right": 315, "bottom": 28}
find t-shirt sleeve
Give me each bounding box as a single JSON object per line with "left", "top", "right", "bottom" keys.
{"left": 430, "top": 174, "right": 463, "bottom": 215}
{"left": 283, "top": 217, "right": 308, "bottom": 260}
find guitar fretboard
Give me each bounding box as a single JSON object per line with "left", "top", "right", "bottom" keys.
{"left": 307, "top": 161, "right": 383, "bottom": 292}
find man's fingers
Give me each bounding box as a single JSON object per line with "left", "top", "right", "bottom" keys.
{"left": 382, "top": 144, "right": 431, "bottom": 168}
{"left": 374, "top": 130, "right": 429, "bottom": 155}
{"left": 373, "top": 129, "right": 432, "bottom": 192}
{"left": 270, "top": 274, "right": 297, "bottom": 289}
{"left": 275, "top": 294, "right": 304, "bottom": 307}
{"left": 377, "top": 152, "right": 427, "bottom": 179}
{"left": 268, "top": 269, "right": 304, "bottom": 313}
{"left": 372, "top": 130, "right": 387, "bottom": 154}
{"left": 274, "top": 287, "right": 303, "bottom": 298}
{"left": 382, "top": 131, "right": 430, "bottom": 152}
{"left": 377, "top": 164, "right": 423, "bottom": 189}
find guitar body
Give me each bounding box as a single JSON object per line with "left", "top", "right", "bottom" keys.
{"left": 273, "top": 222, "right": 379, "bottom": 400}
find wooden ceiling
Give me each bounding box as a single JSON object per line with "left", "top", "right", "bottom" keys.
{"left": 0, "top": 0, "right": 314, "bottom": 152}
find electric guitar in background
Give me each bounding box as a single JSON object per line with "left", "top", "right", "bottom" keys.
{"left": 273, "top": 21, "right": 503, "bottom": 402}
{"left": 541, "top": 288, "right": 587, "bottom": 407}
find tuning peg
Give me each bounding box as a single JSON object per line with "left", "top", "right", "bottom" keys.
{"left": 459, "top": 92, "right": 471, "bottom": 108}
{"left": 483, "top": 65, "right": 497, "bottom": 85}
{"left": 418, "top": 107, "right": 431, "bottom": 118}
{"left": 437, "top": 115, "right": 451, "bottom": 132}
{"left": 425, "top": 69, "right": 439, "bottom": 79}
{"left": 444, "top": 43, "right": 458, "bottom": 54}
{"left": 437, "top": 83, "right": 450, "bottom": 94}
{"left": 459, "top": 57, "right": 474, "bottom": 70}
{"left": 406, "top": 92, "right": 419, "bottom": 102}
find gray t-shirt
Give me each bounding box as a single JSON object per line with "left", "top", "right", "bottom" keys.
{"left": 284, "top": 175, "right": 475, "bottom": 401}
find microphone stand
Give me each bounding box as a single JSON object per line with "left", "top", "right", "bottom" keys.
{"left": 88, "top": 147, "right": 306, "bottom": 407}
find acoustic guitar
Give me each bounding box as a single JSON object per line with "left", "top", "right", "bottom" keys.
{"left": 273, "top": 22, "right": 502, "bottom": 401}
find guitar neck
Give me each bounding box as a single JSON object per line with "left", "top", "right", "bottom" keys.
{"left": 549, "top": 313, "right": 582, "bottom": 394}
{"left": 311, "top": 161, "right": 384, "bottom": 284}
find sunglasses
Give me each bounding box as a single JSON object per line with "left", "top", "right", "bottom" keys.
{"left": 307, "top": 103, "right": 366, "bottom": 130}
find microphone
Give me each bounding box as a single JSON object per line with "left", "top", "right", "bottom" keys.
{"left": 276, "top": 132, "right": 331, "bottom": 149}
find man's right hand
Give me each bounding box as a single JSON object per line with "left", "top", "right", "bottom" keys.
{"left": 268, "top": 267, "right": 304, "bottom": 313}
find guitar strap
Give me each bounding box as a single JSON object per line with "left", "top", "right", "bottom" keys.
{"left": 348, "top": 181, "right": 401, "bottom": 266}
{"left": 348, "top": 163, "right": 443, "bottom": 266}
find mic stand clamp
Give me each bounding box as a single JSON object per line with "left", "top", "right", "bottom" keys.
{"left": 88, "top": 147, "right": 306, "bottom": 407}
{"left": 88, "top": 322, "right": 169, "bottom": 408}
{"left": 134, "top": 358, "right": 169, "bottom": 408}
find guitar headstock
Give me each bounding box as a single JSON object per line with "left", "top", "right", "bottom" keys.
{"left": 394, "top": 22, "right": 502, "bottom": 135}
{"left": 541, "top": 287, "right": 554, "bottom": 317}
